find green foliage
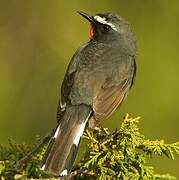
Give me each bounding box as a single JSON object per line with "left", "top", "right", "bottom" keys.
{"left": 0, "top": 137, "right": 52, "bottom": 180}
{"left": 0, "top": 115, "right": 179, "bottom": 180}
{"left": 77, "top": 115, "right": 179, "bottom": 179}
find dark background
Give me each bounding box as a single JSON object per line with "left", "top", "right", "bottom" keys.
{"left": 0, "top": 0, "right": 178, "bottom": 177}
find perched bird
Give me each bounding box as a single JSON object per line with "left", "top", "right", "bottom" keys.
{"left": 41, "top": 11, "right": 136, "bottom": 176}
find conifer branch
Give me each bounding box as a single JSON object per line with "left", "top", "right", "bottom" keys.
{"left": 0, "top": 114, "right": 178, "bottom": 179}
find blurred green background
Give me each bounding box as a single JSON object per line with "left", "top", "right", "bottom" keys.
{"left": 0, "top": 0, "right": 179, "bottom": 177}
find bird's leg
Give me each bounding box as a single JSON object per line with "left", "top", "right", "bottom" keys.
{"left": 14, "top": 129, "right": 55, "bottom": 171}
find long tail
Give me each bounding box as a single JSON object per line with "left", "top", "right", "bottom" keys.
{"left": 41, "top": 104, "right": 91, "bottom": 176}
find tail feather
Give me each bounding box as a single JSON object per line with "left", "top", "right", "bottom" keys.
{"left": 41, "top": 104, "right": 91, "bottom": 176}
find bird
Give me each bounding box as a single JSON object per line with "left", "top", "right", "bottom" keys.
{"left": 41, "top": 11, "right": 136, "bottom": 177}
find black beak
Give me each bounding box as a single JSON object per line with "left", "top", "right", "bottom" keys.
{"left": 77, "top": 11, "right": 94, "bottom": 22}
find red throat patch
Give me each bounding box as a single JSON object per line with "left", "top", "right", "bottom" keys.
{"left": 89, "top": 24, "right": 94, "bottom": 40}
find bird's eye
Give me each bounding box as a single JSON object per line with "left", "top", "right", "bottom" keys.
{"left": 103, "top": 25, "right": 110, "bottom": 32}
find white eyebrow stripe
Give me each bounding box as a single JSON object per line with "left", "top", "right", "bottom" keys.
{"left": 94, "top": 15, "right": 117, "bottom": 31}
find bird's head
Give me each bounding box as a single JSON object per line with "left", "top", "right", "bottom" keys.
{"left": 78, "top": 11, "right": 136, "bottom": 52}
